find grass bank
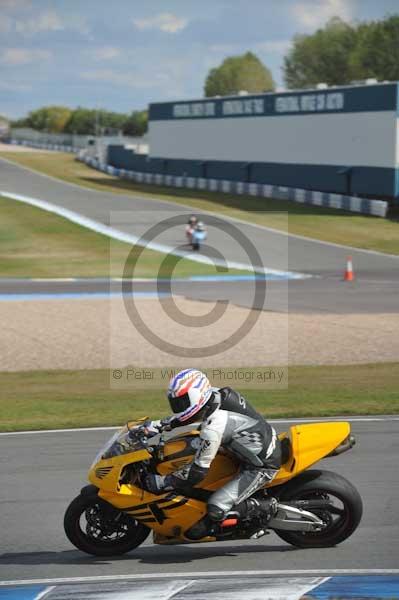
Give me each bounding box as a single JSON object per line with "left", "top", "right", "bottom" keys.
{"left": 0, "top": 363, "right": 397, "bottom": 431}
{"left": 1, "top": 150, "right": 398, "bottom": 255}
{"left": 0, "top": 194, "right": 245, "bottom": 278}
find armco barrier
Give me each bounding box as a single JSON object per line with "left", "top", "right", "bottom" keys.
{"left": 9, "top": 139, "right": 77, "bottom": 153}
{"left": 78, "top": 155, "right": 388, "bottom": 218}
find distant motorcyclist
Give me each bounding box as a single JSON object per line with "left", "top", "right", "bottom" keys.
{"left": 191, "top": 220, "right": 207, "bottom": 251}
{"left": 185, "top": 215, "right": 197, "bottom": 243}
{"left": 143, "top": 369, "right": 282, "bottom": 539}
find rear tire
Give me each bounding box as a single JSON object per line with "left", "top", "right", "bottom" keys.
{"left": 273, "top": 470, "right": 363, "bottom": 548}
{"left": 64, "top": 494, "right": 150, "bottom": 556}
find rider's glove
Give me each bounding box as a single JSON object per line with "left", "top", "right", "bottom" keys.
{"left": 159, "top": 416, "right": 179, "bottom": 431}
{"left": 129, "top": 420, "right": 161, "bottom": 440}
{"left": 142, "top": 420, "right": 162, "bottom": 437}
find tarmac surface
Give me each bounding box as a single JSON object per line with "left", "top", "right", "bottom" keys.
{"left": 0, "top": 156, "right": 398, "bottom": 313}
{"left": 0, "top": 419, "right": 398, "bottom": 582}
{"left": 0, "top": 276, "right": 398, "bottom": 313}
{"left": 1, "top": 157, "right": 398, "bottom": 599}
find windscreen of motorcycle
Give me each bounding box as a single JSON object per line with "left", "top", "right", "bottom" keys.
{"left": 90, "top": 429, "right": 122, "bottom": 468}
{"left": 90, "top": 427, "right": 146, "bottom": 466}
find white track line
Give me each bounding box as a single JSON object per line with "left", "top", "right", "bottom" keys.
{"left": 0, "top": 190, "right": 308, "bottom": 280}
{"left": 2, "top": 155, "right": 398, "bottom": 259}
{"left": 164, "top": 581, "right": 194, "bottom": 600}
{"left": 1, "top": 570, "right": 398, "bottom": 587}
{"left": 35, "top": 587, "right": 56, "bottom": 599}
{"left": 1, "top": 415, "right": 398, "bottom": 436}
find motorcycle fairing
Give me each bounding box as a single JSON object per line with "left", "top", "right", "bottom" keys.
{"left": 89, "top": 421, "right": 351, "bottom": 539}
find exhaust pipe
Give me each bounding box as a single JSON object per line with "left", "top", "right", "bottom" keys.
{"left": 326, "top": 434, "right": 356, "bottom": 457}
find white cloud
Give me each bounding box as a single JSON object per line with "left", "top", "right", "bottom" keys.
{"left": 80, "top": 69, "right": 170, "bottom": 89}
{"left": 291, "top": 0, "right": 354, "bottom": 30}
{"left": 0, "top": 48, "right": 52, "bottom": 65}
{"left": 209, "top": 40, "right": 291, "bottom": 59}
{"left": 15, "top": 10, "right": 63, "bottom": 34}
{"left": 255, "top": 40, "right": 292, "bottom": 54}
{"left": 0, "top": 80, "right": 31, "bottom": 92}
{"left": 67, "top": 14, "right": 91, "bottom": 36}
{"left": 1, "top": 0, "right": 31, "bottom": 9}
{"left": 89, "top": 46, "right": 121, "bottom": 61}
{"left": 0, "top": 15, "right": 13, "bottom": 33}
{"left": 132, "top": 12, "right": 188, "bottom": 34}
{"left": 209, "top": 43, "right": 240, "bottom": 54}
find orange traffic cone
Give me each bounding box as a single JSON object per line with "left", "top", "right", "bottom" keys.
{"left": 344, "top": 256, "right": 354, "bottom": 281}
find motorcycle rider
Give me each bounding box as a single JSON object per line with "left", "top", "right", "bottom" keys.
{"left": 191, "top": 220, "right": 207, "bottom": 251}
{"left": 185, "top": 215, "right": 197, "bottom": 243}
{"left": 143, "top": 369, "right": 282, "bottom": 539}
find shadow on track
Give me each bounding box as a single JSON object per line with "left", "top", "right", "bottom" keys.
{"left": 0, "top": 543, "right": 298, "bottom": 567}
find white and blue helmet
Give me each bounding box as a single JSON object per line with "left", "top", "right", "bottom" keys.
{"left": 167, "top": 369, "right": 213, "bottom": 422}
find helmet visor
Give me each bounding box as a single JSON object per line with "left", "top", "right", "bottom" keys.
{"left": 168, "top": 392, "right": 191, "bottom": 414}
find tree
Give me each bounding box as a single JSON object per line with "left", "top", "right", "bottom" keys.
{"left": 122, "top": 110, "right": 148, "bottom": 136}
{"left": 10, "top": 117, "right": 29, "bottom": 128}
{"left": 63, "top": 108, "right": 97, "bottom": 135}
{"left": 12, "top": 105, "right": 147, "bottom": 136}
{"left": 349, "top": 15, "right": 399, "bottom": 81}
{"left": 26, "top": 106, "right": 72, "bottom": 133}
{"left": 204, "top": 51, "right": 275, "bottom": 97}
{"left": 64, "top": 108, "right": 133, "bottom": 135}
{"left": 284, "top": 17, "right": 357, "bottom": 89}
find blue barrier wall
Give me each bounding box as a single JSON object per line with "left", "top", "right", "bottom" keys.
{"left": 107, "top": 145, "right": 398, "bottom": 197}
{"left": 81, "top": 154, "right": 389, "bottom": 217}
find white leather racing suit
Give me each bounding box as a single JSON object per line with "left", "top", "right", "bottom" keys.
{"left": 165, "top": 386, "right": 282, "bottom": 519}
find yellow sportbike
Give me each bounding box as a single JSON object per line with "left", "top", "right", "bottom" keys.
{"left": 64, "top": 419, "right": 363, "bottom": 556}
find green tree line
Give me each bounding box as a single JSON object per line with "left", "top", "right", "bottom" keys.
{"left": 12, "top": 106, "right": 148, "bottom": 136}
{"left": 205, "top": 14, "right": 399, "bottom": 96}
{"left": 284, "top": 14, "right": 399, "bottom": 89}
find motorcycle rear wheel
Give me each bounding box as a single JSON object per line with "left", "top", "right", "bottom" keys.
{"left": 274, "top": 470, "right": 363, "bottom": 548}
{"left": 64, "top": 493, "right": 150, "bottom": 556}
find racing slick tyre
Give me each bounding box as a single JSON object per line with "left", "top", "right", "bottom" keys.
{"left": 273, "top": 470, "right": 363, "bottom": 548}
{"left": 64, "top": 493, "right": 150, "bottom": 556}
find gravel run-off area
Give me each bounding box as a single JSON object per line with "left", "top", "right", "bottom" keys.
{"left": 1, "top": 296, "right": 398, "bottom": 371}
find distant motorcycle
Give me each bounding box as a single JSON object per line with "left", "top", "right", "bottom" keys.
{"left": 191, "top": 221, "right": 207, "bottom": 251}
{"left": 185, "top": 215, "right": 198, "bottom": 244}
{"left": 64, "top": 418, "right": 362, "bottom": 556}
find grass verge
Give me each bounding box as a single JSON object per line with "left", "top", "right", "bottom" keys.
{"left": 0, "top": 194, "right": 247, "bottom": 278}
{"left": 1, "top": 150, "right": 399, "bottom": 254}
{"left": 1, "top": 363, "right": 398, "bottom": 431}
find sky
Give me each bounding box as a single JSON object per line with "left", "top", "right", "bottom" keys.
{"left": 0, "top": 0, "right": 398, "bottom": 119}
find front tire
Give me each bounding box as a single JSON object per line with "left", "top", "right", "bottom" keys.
{"left": 64, "top": 494, "right": 150, "bottom": 556}
{"left": 273, "top": 470, "right": 363, "bottom": 548}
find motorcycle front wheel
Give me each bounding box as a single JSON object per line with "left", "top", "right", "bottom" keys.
{"left": 274, "top": 470, "right": 363, "bottom": 548}
{"left": 64, "top": 494, "right": 150, "bottom": 556}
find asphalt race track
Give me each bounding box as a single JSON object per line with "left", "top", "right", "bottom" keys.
{"left": 1, "top": 159, "right": 399, "bottom": 596}
{"left": 1, "top": 276, "right": 399, "bottom": 313}
{"left": 1, "top": 418, "right": 398, "bottom": 583}
{"left": 1, "top": 157, "right": 399, "bottom": 313}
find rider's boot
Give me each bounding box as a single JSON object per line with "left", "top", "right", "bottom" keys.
{"left": 185, "top": 497, "right": 278, "bottom": 540}
{"left": 185, "top": 514, "right": 216, "bottom": 540}
{"left": 235, "top": 496, "right": 278, "bottom": 522}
